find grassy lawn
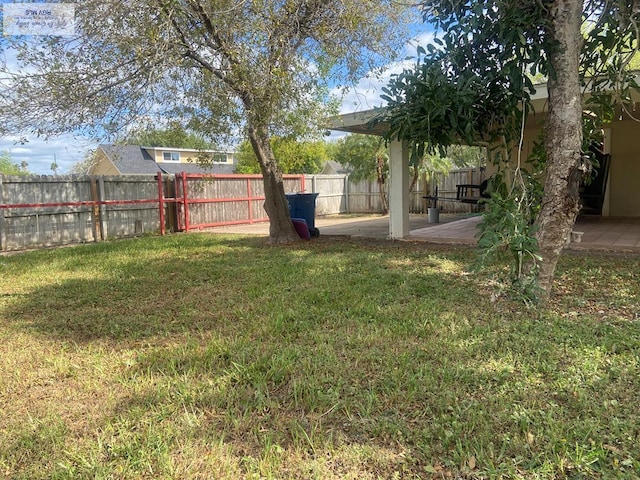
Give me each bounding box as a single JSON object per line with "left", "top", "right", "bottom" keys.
{"left": 0, "top": 233, "right": 639, "bottom": 479}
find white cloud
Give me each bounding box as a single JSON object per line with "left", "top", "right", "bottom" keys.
{"left": 0, "top": 134, "right": 97, "bottom": 174}
{"left": 332, "top": 29, "right": 436, "bottom": 116}
{"left": 326, "top": 28, "right": 436, "bottom": 142}
{"left": 333, "top": 59, "right": 413, "bottom": 115}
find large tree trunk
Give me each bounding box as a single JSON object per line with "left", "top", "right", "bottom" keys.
{"left": 247, "top": 123, "right": 299, "bottom": 244}
{"left": 535, "top": 0, "right": 586, "bottom": 300}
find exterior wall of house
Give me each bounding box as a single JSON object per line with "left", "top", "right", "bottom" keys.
{"left": 486, "top": 111, "right": 640, "bottom": 218}
{"left": 609, "top": 117, "right": 640, "bottom": 217}
{"left": 89, "top": 151, "right": 120, "bottom": 175}
{"left": 150, "top": 148, "right": 187, "bottom": 164}
{"left": 482, "top": 113, "right": 546, "bottom": 184}
{"left": 149, "top": 148, "right": 234, "bottom": 165}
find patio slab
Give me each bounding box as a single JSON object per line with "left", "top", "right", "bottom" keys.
{"left": 208, "top": 213, "right": 467, "bottom": 238}
{"left": 208, "top": 213, "right": 640, "bottom": 253}
{"left": 410, "top": 215, "right": 640, "bottom": 253}
{"left": 408, "top": 216, "right": 481, "bottom": 244}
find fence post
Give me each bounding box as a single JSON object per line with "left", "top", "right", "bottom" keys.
{"left": 165, "top": 174, "right": 177, "bottom": 232}
{"left": 344, "top": 175, "right": 350, "bottom": 213}
{"left": 0, "top": 176, "right": 5, "bottom": 251}
{"left": 182, "top": 172, "right": 190, "bottom": 232}
{"left": 157, "top": 172, "right": 165, "bottom": 235}
{"left": 98, "top": 177, "right": 106, "bottom": 240}
{"left": 246, "top": 177, "right": 253, "bottom": 223}
{"left": 89, "top": 176, "right": 101, "bottom": 242}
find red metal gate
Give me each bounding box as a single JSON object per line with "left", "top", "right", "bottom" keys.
{"left": 0, "top": 173, "right": 306, "bottom": 250}
{"left": 160, "top": 173, "right": 306, "bottom": 234}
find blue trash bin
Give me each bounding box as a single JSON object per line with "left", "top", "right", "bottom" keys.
{"left": 286, "top": 193, "right": 320, "bottom": 237}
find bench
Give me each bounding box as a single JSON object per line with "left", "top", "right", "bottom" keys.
{"left": 456, "top": 180, "right": 490, "bottom": 204}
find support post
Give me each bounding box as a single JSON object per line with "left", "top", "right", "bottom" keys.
{"left": 388, "top": 139, "right": 410, "bottom": 239}
{"left": 601, "top": 127, "right": 612, "bottom": 217}
{"left": 247, "top": 177, "right": 253, "bottom": 223}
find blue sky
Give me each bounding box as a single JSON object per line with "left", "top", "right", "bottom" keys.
{"left": 0, "top": 4, "right": 433, "bottom": 174}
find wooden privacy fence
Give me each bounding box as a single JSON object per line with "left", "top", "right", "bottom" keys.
{"left": 306, "top": 175, "right": 387, "bottom": 214}
{"left": 170, "top": 173, "right": 305, "bottom": 232}
{"left": 307, "top": 174, "right": 418, "bottom": 214}
{"left": 0, "top": 168, "right": 483, "bottom": 251}
{"left": 0, "top": 175, "right": 161, "bottom": 251}
{"left": 304, "top": 167, "right": 485, "bottom": 215}
{"left": 0, "top": 173, "right": 304, "bottom": 251}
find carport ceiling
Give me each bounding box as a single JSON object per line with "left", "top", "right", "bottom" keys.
{"left": 328, "top": 109, "right": 388, "bottom": 136}
{"left": 328, "top": 82, "right": 553, "bottom": 138}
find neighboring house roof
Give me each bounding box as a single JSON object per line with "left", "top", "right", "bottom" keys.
{"left": 98, "top": 144, "right": 235, "bottom": 175}
{"left": 321, "top": 160, "right": 352, "bottom": 175}
{"left": 100, "top": 145, "right": 160, "bottom": 174}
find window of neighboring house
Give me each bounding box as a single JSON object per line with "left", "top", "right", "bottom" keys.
{"left": 163, "top": 151, "right": 180, "bottom": 162}
{"left": 212, "top": 153, "right": 228, "bottom": 163}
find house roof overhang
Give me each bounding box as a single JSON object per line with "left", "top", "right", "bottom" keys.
{"left": 328, "top": 109, "right": 389, "bottom": 136}
{"left": 327, "top": 80, "right": 639, "bottom": 137}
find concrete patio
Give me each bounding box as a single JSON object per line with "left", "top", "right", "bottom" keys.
{"left": 411, "top": 215, "right": 640, "bottom": 252}
{"left": 209, "top": 213, "right": 640, "bottom": 252}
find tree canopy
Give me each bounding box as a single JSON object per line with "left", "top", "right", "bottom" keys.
{"left": 379, "top": 0, "right": 640, "bottom": 301}
{"left": 235, "top": 137, "right": 328, "bottom": 174}
{"left": 332, "top": 134, "right": 389, "bottom": 210}
{"left": 332, "top": 134, "right": 386, "bottom": 183}
{"left": 0, "top": 0, "right": 410, "bottom": 243}
{"left": 0, "top": 151, "right": 28, "bottom": 175}
{"left": 123, "top": 121, "right": 215, "bottom": 150}
{"left": 68, "top": 150, "right": 98, "bottom": 175}
{"left": 332, "top": 134, "right": 484, "bottom": 182}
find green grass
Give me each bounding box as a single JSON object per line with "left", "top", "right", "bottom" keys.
{"left": 0, "top": 233, "right": 639, "bottom": 479}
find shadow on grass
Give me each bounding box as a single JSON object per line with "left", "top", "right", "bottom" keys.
{"left": 2, "top": 234, "right": 640, "bottom": 478}
{"left": 100, "top": 308, "right": 640, "bottom": 478}
{"left": 2, "top": 234, "right": 478, "bottom": 344}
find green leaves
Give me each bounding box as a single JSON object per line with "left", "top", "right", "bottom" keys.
{"left": 377, "top": 0, "right": 640, "bottom": 303}
{"left": 475, "top": 172, "right": 544, "bottom": 304}
{"left": 332, "top": 134, "right": 387, "bottom": 182}
{"left": 123, "top": 121, "right": 215, "bottom": 150}
{"left": 235, "top": 137, "right": 328, "bottom": 174}
{"left": 377, "top": 1, "right": 554, "bottom": 162}
{"left": 379, "top": 57, "right": 526, "bottom": 162}
{"left": 0, "top": 151, "right": 29, "bottom": 176}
